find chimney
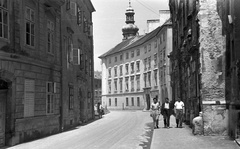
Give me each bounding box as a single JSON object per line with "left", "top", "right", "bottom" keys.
{"left": 159, "top": 10, "right": 170, "bottom": 27}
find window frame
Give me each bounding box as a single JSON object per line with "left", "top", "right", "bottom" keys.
{"left": 25, "top": 6, "right": 35, "bottom": 47}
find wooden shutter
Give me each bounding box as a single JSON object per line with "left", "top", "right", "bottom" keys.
{"left": 73, "top": 48, "right": 80, "bottom": 65}
{"left": 24, "top": 79, "right": 35, "bottom": 117}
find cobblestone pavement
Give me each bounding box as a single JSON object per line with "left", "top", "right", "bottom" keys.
{"left": 151, "top": 115, "right": 239, "bottom": 149}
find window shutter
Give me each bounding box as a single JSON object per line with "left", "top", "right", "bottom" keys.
{"left": 69, "top": 44, "right": 73, "bottom": 62}
{"left": 53, "top": 82, "right": 57, "bottom": 93}
{"left": 24, "top": 79, "right": 35, "bottom": 117}
{"left": 73, "top": 48, "right": 80, "bottom": 65}
{"left": 89, "top": 23, "right": 93, "bottom": 37}
{"left": 77, "top": 6, "right": 82, "bottom": 25}
{"left": 70, "top": 2, "right": 76, "bottom": 16}
{"left": 66, "top": 0, "right": 70, "bottom": 10}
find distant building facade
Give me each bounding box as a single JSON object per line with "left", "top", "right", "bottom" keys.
{"left": 99, "top": 2, "right": 172, "bottom": 110}
{"left": 94, "top": 71, "right": 102, "bottom": 105}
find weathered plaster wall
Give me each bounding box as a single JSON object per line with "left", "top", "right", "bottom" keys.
{"left": 198, "top": 0, "right": 227, "bottom": 135}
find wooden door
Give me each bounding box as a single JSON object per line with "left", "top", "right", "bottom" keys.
{"left": 0, "top": 90, "right": 6, "bottom": 147}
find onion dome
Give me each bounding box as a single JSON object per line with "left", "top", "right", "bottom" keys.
{"left": 122, "top": 0, "right": 139, "bottom": 40}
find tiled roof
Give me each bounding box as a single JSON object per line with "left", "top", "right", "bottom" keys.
{"left": 98, "top": 19, "right": 172, "bottom": 59}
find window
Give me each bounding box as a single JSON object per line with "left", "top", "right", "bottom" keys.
{"left": 120, "top": 54, "right": 123, "bottom": 61}
{"left": 66, "top": 0, "right": 70, "bottom": 10}
{"left": 115, "top": 56, "right": 117, "bottom": 62}
{"left": 144, "top": 73, "right": 147, "bottom": 87}
{"left": 137, "top": 97, "right": 140, "bottom": 106}
{"left": 108, "top": 80, "right": 111, "bottom": 93}
{"left": 47, "top": 82, "right": 56, "bottom": 114}
{"left": 24, "top": 79, "right": 35, "bottom": 117}
{"left": 0, "top": 0, "right": 8, "bottom": 39}
{"left": 126, "top": 52, "right": 129, "bottom": 59}
{"left": 137, "top": 49, "right": 140, "bottom": 56}
{"left": 144, "top": 58, "right": 147, "bottom": 71}
{"left": 25, "top": 7, "right": 35, "bottom": 46}
{"left": 136, "top": 61, "right": 140, "bottom": 72}
{"left": 154, "top": 40, "right": 157, "bottom": 48}
{"left": 114, "top": 79, "right": 117, "bottom": 92}
{"left": 120, "top": 65, "right": 123, "bottom": 76}
{"left": 89, "top": 58, "right": 92, "bottom": 77}
{"left": 109, "top": 98, "right": 111, "bottom": 106}
{"left": 114, "top": 67, "right": 117, "bottom": 77}
{"left": 148, "top": 57, "right": 151, "bottom": 69}
{"left": 131, "top": 62, "right": 134, "bottom": 74}
{"left": 85, "top": 55, "right": 88, "bottom": 74}
{"left": 70, "top": 2, "right": 77, "bottom": 16}
{"left": 109, "top": 57, "right": 111, "bottom": 64}
{"left": 144, "top": 46, "right": 147, "bottom": 53}
{"left": 154, "top": 70, "right": 158, "bottom": 86}
{"left": 154, "top": 54, "right": 157, "bottom": 67}
{"left": 148, "top": 72, "right": 151, "bottom": 87}
{"left": 73, "top": 48, "right": 80, "bottom": 65}
{"left": 125, "top": 77, "right": 129, "bottom": 92}
{"left": 132, "top": 97, "right": 134, "bottom": 106}
{"left": 125, "top": 64, "right": 129, "bottom": 74}
{"left": 77, "top": 6, "right": 82, "bottom": 26}
{"left": 120, "top": 78, "right": 123, "bottom": 92}
{"left": 108, "top": 68, "right": 111, "bottom": 78}
{"left": 131, "top": 50, "right": 134, "bottom": 58}
{"left": 115, "top": 98, "right": 117, "bottom": 106}
{"left": 163, "top": 32, "right": 165, "bottom": 41}
{"left": 47, "top": 20, "right": 54, "bottom": 54}
{"left": 131, "top": 76, "right": 134, "bottom": 91}
{"left": 69, "top": 86, "right": 74, "bottom": 109}
{"left": 67, "top": 37, "right": 73, "bottom": 64}
{"left": 136, "top": 75, "right": 140, "bottom": 91}
{"left": 126, "top": 98, "right": 129, "bottom": 106}
{"left": 148, "top": 44, "right": 151, "bottom": 52}
{"left": 80, "top": 49, "right": 84, "bottom": 69}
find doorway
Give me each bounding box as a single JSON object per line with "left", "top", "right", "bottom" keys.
{"left": 146, "top": 94, "right": 150, "bottom": 110}
{"left": 0, "top": 90, "right": 6, "bottom": 147}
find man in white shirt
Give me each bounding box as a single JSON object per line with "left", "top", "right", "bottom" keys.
{"left": 174, "top": 97, "right": 185, "bottom": 128}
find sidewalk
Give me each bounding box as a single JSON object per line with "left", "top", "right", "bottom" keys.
{"left": 150, "top": 115, "right": 239, "bottom": 149}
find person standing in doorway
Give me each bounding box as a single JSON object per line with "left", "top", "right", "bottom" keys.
{"left": 161, "top": 97, "right": 172, "bottom": 128}
{"left": 174, "top": 97, "right": 185, "bottom": 128}
{"left": 151, "top": 97, "right": 160, "bottom": 129}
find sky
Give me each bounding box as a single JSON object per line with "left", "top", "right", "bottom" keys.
{"left": 91, "top": 0, "right": 169, "bottom": 71}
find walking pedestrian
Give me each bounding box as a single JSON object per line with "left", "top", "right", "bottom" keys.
{"left": 97, "top": 102, "right": 103, "bottom": 118}
{"left": 161, "top": 97, "right": 172, "bottom": 128}
{"left": 174, "top": 97, "right": 185, "bottom": 128}
{"left": 151, "top": 97, "right": 160, "bottom": 129}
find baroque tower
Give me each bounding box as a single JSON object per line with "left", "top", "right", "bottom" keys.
{"left": 122, "top": 0, "right": 139, "bottom": 40}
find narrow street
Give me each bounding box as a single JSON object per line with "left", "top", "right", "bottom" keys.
{"left": 7, "top": 111, "right": 153, "bottom": 149}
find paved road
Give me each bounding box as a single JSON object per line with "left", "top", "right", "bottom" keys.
{"left": 8, "top": 111, "right": 153, "bottom": 149}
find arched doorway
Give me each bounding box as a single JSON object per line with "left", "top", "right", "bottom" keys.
{"left": 0, "top": 79, "right": 8, "bottom": 147}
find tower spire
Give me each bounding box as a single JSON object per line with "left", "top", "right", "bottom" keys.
{"left": 122, "top": 1, "right": 139, "bottom": 40}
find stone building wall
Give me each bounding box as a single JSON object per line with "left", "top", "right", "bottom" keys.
{"left": 198, "top": 0, "right": 227, "bottom": 135}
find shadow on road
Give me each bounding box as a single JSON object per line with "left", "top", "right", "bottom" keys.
{"left": 139, "top": 122, "right": 154, "bottom": 149}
